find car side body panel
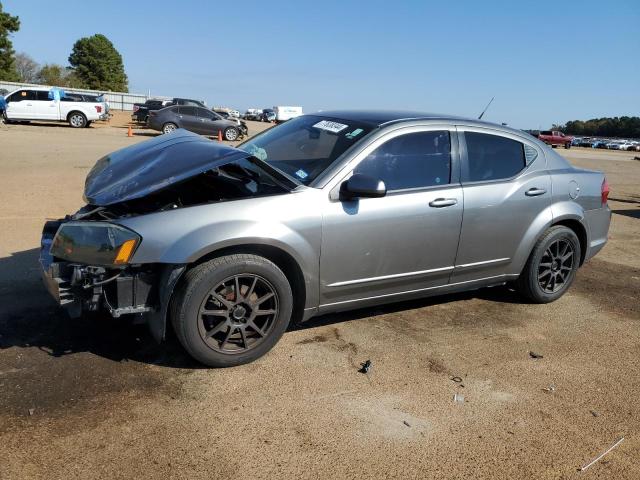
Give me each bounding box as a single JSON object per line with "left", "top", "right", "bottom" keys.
{"left": 115, "top": 189, "right": 324, "bottom": 311}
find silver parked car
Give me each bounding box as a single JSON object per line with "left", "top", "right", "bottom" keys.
{"left": 40, "top": 111, "right": 612, "bottom": 367}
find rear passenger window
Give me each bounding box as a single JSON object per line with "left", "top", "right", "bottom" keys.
{"left": 36, "top": 91, "right": 51, "bottom": 101}
{"left": 178, "top": 106, "right": 197, "bottom": 116}
{"left": 354, "top": 131, "right": 451, "bottom": 191}
{"left": 464, "top": 132, "right": 525, "bottom": 182}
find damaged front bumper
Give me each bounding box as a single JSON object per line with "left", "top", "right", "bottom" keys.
{"left": 40, "top": 220, "right": 185, "bottom": 341}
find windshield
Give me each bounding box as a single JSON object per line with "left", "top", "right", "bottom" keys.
{"left": 237, "top": 115, "right": 372, "bottom": 186}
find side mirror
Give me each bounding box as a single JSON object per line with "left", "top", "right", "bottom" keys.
{"left": 340, "top": 173, "right": 386, "bottom": 200}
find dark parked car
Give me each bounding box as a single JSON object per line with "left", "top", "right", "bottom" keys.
{"left": 132, "top": 97, "right": 207, "bottom": 123}
{"left": 147, "top": 105, "right": 248, "bottom": 140}
{"left": 40, "top": 111, "right": 611, "bottom": 367}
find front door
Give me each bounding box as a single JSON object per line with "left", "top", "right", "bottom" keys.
{"left": 320, "top": 127, "right": 463, "bottom": 310}
{"left": 5, "top": 89, "right": 33, "bottom": 119}
{"left": 451, "top": 127, "right": 551, "bottom": 283}
{"left": 195, "top": 108, "right": 226, "bottom": 136}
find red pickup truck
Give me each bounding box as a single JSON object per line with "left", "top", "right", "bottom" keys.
{"left": 538, "top": 130, "right": 573, "bottom": 149}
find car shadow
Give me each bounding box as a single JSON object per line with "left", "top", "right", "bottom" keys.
{"left": 0, "top": 247, "right": 524, "bottom": 369}
{"left": 612, "top": 209, "right": 640, "bottom": 220}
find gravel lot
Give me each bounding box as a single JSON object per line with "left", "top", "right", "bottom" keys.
{"left": 0, "top": 117, "right": 638, "bottom": 479}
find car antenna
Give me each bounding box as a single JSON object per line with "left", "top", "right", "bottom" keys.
{"left": 478, "top": 96, "right": 495, "bottom": 119}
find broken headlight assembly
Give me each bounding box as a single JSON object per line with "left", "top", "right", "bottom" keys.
{"left": 50, "top": 222, "right": 141, "bottom": 266}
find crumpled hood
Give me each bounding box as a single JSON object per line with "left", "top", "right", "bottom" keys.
{"left": 84, "top": 130, "right": 250, "bottom": 206}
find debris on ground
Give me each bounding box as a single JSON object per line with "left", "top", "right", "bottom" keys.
{"left": 451, "top": 376, "right": 463, "bottom": 383}
{"left": 579, "top": 437, "right": 624, "bottom": 472}
{"left": 403, "top": 420, "right": 411, "bottom": 427}
{"left": 453, "top": 393, "right": 465, "bottom": 404}
{"left": 542, "top": 385, "right": 556, "bottom": 393}
{"left": 529, "top": 351, "right": 544, "bottom": 359}
{"left": 28, "top": 408, "right": 34, "bottom": 416}
{"left": 590, "top": 410, "right": 599, "bottom": 417}
{"left": 359, "top": 360, "right": 372, "bottom": 374}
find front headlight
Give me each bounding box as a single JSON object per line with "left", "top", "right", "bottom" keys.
{"left": 50, "top": 222, "right": 141, "bottom": 266}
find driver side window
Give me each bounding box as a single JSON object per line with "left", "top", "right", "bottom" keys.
{"left": 354, "top": 131, "right": 451, "bottom": 191}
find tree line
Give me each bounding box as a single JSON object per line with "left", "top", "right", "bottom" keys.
{"left": 555, "top": 117, "right": 640, "bottom": 139}
{"left": 0, "top": 2, "right": 128, "bottom": 92}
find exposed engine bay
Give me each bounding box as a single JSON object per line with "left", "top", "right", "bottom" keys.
{"left": 74, "top": 160, "right": 289, "bottom": 220}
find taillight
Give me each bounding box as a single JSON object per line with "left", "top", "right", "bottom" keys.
{"left": 95, "top": 105, "right": 102, "bottom": 113}
{"left": 601, "top": 178, "right": 610, "bottom": 205}
{"left": 133, "top": 105, "right": 139, "bottom": 112}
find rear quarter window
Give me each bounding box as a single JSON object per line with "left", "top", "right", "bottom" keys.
{"left": 463, "top": 132, "right": 526, "bottom": 182}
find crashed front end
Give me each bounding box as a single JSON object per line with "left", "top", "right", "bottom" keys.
{"left": 38, "top": 129, "right": 291, "bottom": 339}
{"left": 40, "top": 220, "right": 161, "bottom": 319}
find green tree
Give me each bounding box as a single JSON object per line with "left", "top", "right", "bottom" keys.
{"left": 0, "top": 2, "right": 20, "bottom": 81}
{"left": 37, "top": 63, "right": 81, "bottom": 88}
{"left": 68, "top": 34, "right": 128, "bottom": 92}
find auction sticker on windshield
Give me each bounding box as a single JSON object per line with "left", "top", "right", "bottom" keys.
{"left": 313, "top": 120, "right": 348, "bottom": 134}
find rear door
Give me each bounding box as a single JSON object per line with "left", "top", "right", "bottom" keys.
{"left": 320, "top": 126, "right": 463, "bottom": 309}
{"left": 451, "top": 127, "right": 551, "bottom": 283}
{"left": 34, "top": 90, "right": 59, "bottom": 120}
{"left": 176, "top": 106, "right": 200, "bottom": 132}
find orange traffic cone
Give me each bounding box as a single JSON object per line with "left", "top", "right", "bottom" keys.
{"left": 127, "top": 125, "right": 133, "bottom": 137}
{"left": 217, "top": 130, "right": 223, "bottom": 142}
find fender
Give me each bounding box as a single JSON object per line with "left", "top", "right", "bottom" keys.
{"left": 508, "top": 201, "right": 588, "bottom": 276}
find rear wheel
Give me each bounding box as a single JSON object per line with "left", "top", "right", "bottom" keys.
{"left": 162, "top": 122, "right": 177, "bottom": 134}
{"left": 68, "top": 112, "right": 87, "bottom": 128}
{"left": 223, "top": 126, "right": 239, "bottom": 141}
{"left": 171, "top": 254, "right": 293, "bottom": 367}
{"left": 516, "top": 226, "right": 581, "bottom": 303}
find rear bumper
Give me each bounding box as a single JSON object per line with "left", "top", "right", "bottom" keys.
{"left": 584, "top": 205, "right": 612, "bottom": 262}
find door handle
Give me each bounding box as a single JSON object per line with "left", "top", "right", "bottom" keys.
{"left": 429, "top": 198, "right": 458, "bottom": 208}
{"left": 525, "top": 188, "right": 547, "bottom": 197}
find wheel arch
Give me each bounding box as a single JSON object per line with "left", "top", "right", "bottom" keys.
{"left": 66, "top": 109, "right": 87, "bottom": 122}
{"left": 550, "top": 218, "right": 588, "bottom": 266}
{"left": 188, "top": 243, "right": 307, "bottom": 324}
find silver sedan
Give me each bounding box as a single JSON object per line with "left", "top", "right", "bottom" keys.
{"left": 40, "top": 111, "right": 611, "bottom": 367}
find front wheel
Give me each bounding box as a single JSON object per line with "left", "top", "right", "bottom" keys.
{"left": 516, "top": 226, "right": 581, "bottom": 303}
{"left": 171, "top": 254, "right": 293, "bottom": 367}
{"left": 68, "top": 112, "right": 87, "bottom": 128}
{"left": 223, "top": 126, "right": 239, "bottom": 141}
{"left": 564, "top": 142, "right": 571, "bottom": 149}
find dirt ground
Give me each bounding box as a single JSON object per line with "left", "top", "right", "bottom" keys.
{"left": 0, "top": 118, "right": 638, "bottom": 479}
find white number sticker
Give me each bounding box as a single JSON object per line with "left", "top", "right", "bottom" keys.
{"left": 313, "top": 120, "right": 348, "bottom": 134}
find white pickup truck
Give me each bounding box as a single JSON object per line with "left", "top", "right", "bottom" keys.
{"left": 2, "top": 87, "right": 108, "bottom": 128}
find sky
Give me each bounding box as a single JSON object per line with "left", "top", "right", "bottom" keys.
{"left": 3, "top": 0, "right": 639, "bottom": 128}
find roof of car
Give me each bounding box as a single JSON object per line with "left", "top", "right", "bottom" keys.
{"left": 314, "top": 109, "right": 494, "bottom": 126}
{"left": 311, "top": 110, "right": 529, "bottom": 137}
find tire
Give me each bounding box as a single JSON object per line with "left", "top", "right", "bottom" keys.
{"left": 85, "top": 121, "right": 92, "bottom": 128}
{"left": 162, "top": 122, "right": 177, "bottom": 134}
{"left": 564, "top": 142, "right": 571, "bottom": 149}
{"left": 223, "top": 126, "right": 239, "bottom": 141}
{"left": 516, "top": 226, "right": 581, "bottom": 303}
{"left": 68, "top": 112, "right": 87, "bottom": 128}
{"left": 171, "top": 254, "right": 293, "bottom": 367}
